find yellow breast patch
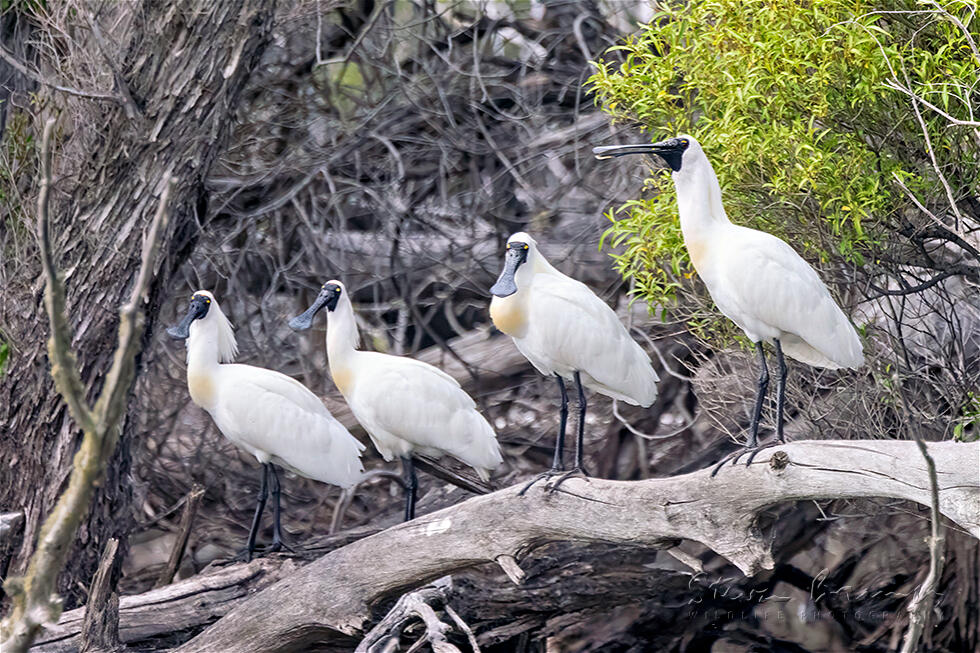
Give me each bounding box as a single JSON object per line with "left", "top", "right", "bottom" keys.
{"left": 188, "top": 372, "right": 216, "bottom": 407}
{"left": 490, "top": 296, "right": 527, "bottom": 337}
{"left": 331, "top": 366, "right": 354, "bottom": 396}
{"left": 686, "top": 238, "right": 708, "bottom": 273}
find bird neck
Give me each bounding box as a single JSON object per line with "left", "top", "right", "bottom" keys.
{"left": 186, "top": 322, "right": 221, "bottom": 374}
{"left": 673, "top": 159, "right": 731, "bottom": 269}
{"left": 185, "top": 322, "right": 221, "bottom": 409}
{"left": 326, "top": 297, "right": 361, "bottom": 372}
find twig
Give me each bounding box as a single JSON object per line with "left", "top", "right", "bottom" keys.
{"left": 899, "top": 439, "right": 947, "bottom": 653}
{"left": 155, "top": 485, "right": 205, "bottom": 588}
{"left": 0, "top": 46, "right": 122, "bottom": 103}
{"left": 444, "top": 604, "right": 480, "bottom": 653}
{"left": 83, "top": 11, "right": 143, "bottom": 120}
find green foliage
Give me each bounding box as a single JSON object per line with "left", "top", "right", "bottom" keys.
{"left": 590, "top": 0, "right": 979, "bottom": 316}
{"left": 954, "top": 392, "right": 980, "bottom": 442}
{"left": 0, "top": 341, "right": 9, "bottom": 376}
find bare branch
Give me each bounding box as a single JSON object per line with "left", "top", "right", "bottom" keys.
{"left": 35, "top": 117, "right": 95, "bottom": 433}
{"left": 0, "top": 46, "right": 122, "bottom": 103}
{"left": 356, "top": 584, "right": 461, "bottom": 653}
{"left": 0, "top": 141, "right": 176, "bottom": 652}
{"left": 175, "top": 440, "right": 980, "bottom": 653}
{"left": 900, "top": 440, "right": 947, "bottom": 653}
{"left": 154, "top": 485, "right": 205, "bottom": 589}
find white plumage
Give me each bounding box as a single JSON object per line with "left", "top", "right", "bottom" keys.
{"left": 490, "top": 232, "right": 659, "bottom": 405}
{"left": 289, "top": 281, "right": 502, "bottom": 495}
{"left": 596, "top": 136, "right": 863, "bottom": 370}
{"left": 172, "top": 290, "right": 365, "bottom": 487}
{"left": 674, "top": 138, "right": 862, "bottom": 368}
{"left": 489, "top": 232, "right": 659, "bottom": 486}
{"left": 594, "top": 135, "right": 863, "bottom": 457}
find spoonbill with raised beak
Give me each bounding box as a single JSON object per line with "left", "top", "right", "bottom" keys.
{"left": 594, "top": 136, "right": 864, "bottom": 471}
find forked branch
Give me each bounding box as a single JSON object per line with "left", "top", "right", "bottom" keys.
{"left": 0, "top": 118, "right": 176, "bottom": 653}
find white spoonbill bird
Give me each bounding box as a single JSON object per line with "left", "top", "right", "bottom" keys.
{"left": 594, "top": 136, "right": 864, "bottom": 469}
{"left": 288, "top": 281, "right": 503, "bottom": 520}
{"left": 489, "top": 232, "right": 659, "bottom": 491}
{"left": 167, "top": 290, "right": 364, "bottom": 558}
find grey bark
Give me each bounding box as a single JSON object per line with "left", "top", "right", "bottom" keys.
{"left": 0, "top": 0, "right": 278, "bottom": 607}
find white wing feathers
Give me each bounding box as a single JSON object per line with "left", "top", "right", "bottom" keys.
{"left": 347, "top": 353, "right": 502, "bottom": 478}
{"left": 520, "top": 275, "right": 659, "bottom": 406}
{"left": 716, "top": 230, "right": 863, "bottom": 369}
{"left": 214, "top": 365, "right": 365, "bottom": 488}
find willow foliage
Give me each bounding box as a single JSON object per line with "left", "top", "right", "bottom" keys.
{"left": 590, "top": 0, "right": 979, "bottom": 317}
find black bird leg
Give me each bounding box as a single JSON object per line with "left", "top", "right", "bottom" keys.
{"left": 520, "top": 374, "right": 569, "bottom": 495}
{"left": 548, "top": 371, "right": 591, "bottom": 493}
{"left": 402, "top": 456, "right": 418, "bottom": 521}
{"left": 267, "top": 464, "right": 294, "bottom": 552}
{"left": 774, "top": 338, "right": 787, "bottom": 443}
{"left": 746, "top": 341, "right": 769, "bottom": 448}
{"left": 712, "top": 342, "right": 770, "bottom": 476}
{"left": 243, "top": 464, "right": 270, "bottom": 561}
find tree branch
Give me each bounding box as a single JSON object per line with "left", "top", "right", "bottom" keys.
{"left": 35, "top": 117, "right": 95, "bottom": 434}
{"left": 899, "top": 438, "right": 947, "bottom": 653}
{"left": 0, "top": 47, "right": 122, "bottom": 104}
{"left": 0, "top": 126, "right": 175, "bottom": 652}
{"left": 172, "top": 440, "right": 979, "bottom": 653}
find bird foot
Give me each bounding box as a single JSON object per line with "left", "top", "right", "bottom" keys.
{"left": 228, "top": 539, "right": 295, "bottom": 563}
{"left": 518, "top": 469, "right": 565, "bottom": 496}
{"left": 545, "top": 467, "right": 590, "bottom": 494}
{"left": 267, "top": 536, "right": 297, "bottom": 554}
{"left": 229, "top": 546, "right": 258, "bottom": 563}
{"left": 710, "top": 437, "right": 785, "bottom": 477}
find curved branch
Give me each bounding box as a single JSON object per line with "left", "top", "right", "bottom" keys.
{"left": 175, "top": 440, "right": 980, "bottom": 653}
{"left": 35, "top": 117, "right": 95, "bottom": 434}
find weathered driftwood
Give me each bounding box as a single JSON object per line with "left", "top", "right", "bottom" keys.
{"left": 172, "top": 440, "right": 976, "bottom": 652}
{"left": 153, "top": 486, "right": 205, "bottom": 589}
{"left": 30, "top": 440, "right": 979, "bottom": 653}
{"left": 31, "top": 560, "right": 293, "bottom": 653}
{"left": 79, "top": 539, "right": 121, "bottom": 653}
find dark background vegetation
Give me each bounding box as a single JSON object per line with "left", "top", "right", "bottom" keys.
{"left": 1, "top": 1, "right": 977, "bottom": 651}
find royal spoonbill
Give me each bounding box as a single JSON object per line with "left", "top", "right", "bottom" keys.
{"left": 489, "top": 232, "right": 659, "bottom": 491}
{"left": 288, "top": 280, "right": 503, "bottom": 520}
{"left": 594, "top": 136, "right": 864, "bottom": 469}
{"left": 167, "top": 290, "right": 365, "bottom": 559}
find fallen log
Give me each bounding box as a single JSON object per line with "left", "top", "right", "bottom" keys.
{"left": 172, "top": 440, "right": 978, "bottom": 652}
{"left": 32, "top": 440, "right": 978, "bottom": 652}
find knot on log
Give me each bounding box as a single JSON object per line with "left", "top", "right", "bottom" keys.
{"left": 769, "top": 450, "right": 790, "bottom": 470}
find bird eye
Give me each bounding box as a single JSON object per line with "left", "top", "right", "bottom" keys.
{"left": 523, "top": 244, "right": 529, "bottom": 250}
{"left": 681, "top": 140, "right": 688, "bottom": 146}
{"left": 335, "top": 287, "right": 341, "bottom": 294}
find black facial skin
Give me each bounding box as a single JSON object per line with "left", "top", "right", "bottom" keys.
{"left": 289, "top": 282, "right": 343, "bottom": 331}
{"left": 592, "top": 137, "right": 690, "bottom": 172}
{"left": 490, "top": 241, "right": 530, "bottom": 298}
{"left": 167, "top": 294, "right": 212, "bottom": 340}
